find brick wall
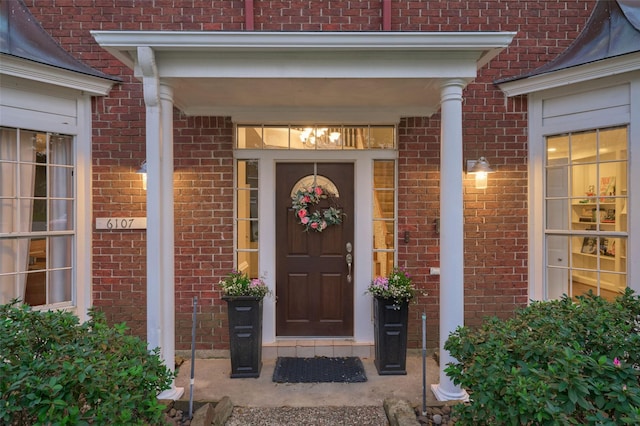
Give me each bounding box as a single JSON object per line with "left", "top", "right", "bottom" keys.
{"left": 173, "top": 115, "right": 235, "bottom": 351}
{"left": 24, "top": 0, "right": 595, "bottom": 350}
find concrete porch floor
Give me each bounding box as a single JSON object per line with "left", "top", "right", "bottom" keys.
{"left": 175, "top": 351, "right": 443, "bottom": 408}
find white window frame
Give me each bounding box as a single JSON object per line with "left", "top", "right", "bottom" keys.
{"left": 372, "top": 159, "right": 397, "bottom": 279}
{"left": 0, "top": 128, "right": 77, "bottom": 307}
{"left": 0, "top": 74, "right": 95, "bottom": 320}
{"left": 528, "top": 74, "right": 640, "bottom": 300}
{"left": 543, "top": 127, "right": 628, "bottom": 299}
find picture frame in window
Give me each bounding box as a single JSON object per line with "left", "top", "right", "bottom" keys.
{"left": 581, "top": 237, "right": 598, "bottom": 255}
{"left": 603, "top": 208, "right": 615, "bottom": 222}
{"left": 600, "top": 238, "right": 615, "bottom": 257}
{"left": 599, "top": 176, "right": 616, "bottom": 200}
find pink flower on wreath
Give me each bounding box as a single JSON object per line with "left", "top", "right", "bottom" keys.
{"left": 310, "top": 221, "right": 319, "bottom": 229}
{"left": 301, "top": 216, "right": 310, "bottom": 224}
{"left": 314, "top": 186, "right": 323, "bottom": 196}
{"left": 320, "top": 221, "right": 327, "bottom": 230}
{"left": 614, "top": 357, "right": 621, "bottom": 367}
{"left": 298, "top": 209, "right": 307, "bottom": 218}
{"left": 303, "top": 195, "right": 311, "bottom": 203}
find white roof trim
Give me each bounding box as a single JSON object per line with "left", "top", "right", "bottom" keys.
{"left": 92, "top": 31, "right": 516, "bottom": 75}
{"left": 91, "top": 31, "right": 515, "bottom": 60}
{"left": 498, "top": 52, "right": 640, "bottom": 97}
{"left": 91, "top": 31, "right": 516, "bottom": 121}
{"left": 0, "top": 54, "right": 115, "bottom": 96}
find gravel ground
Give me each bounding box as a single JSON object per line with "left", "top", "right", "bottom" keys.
{"left": 165, "top": 402, "right": 454, "bottom": 425}
{"left": 225, "top": 406, "right": 389, "bottom": 426}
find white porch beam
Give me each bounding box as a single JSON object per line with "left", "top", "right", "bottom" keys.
{"left": 138, "top": 46, "right": 183, "bottom": 400}
{"left": 431, "top": 79, "right": 469, "bottom": 402}
{"left": 91, "top": 31, "right": 516, "bottom": 121}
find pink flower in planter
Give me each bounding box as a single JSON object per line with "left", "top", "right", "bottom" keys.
{"left": 366, "top": 268, "right": 415, "bottom": 304}
{"left": 372, "top": 276, "right": 389, "bottom": 290}
{"left": 614, "top": 357, "right": 621, "bottom": 367}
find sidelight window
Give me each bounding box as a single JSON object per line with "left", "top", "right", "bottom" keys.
{"left": 235, "top": 159, "right": 259, "bottom": 276}
{"left": 372, "top": 160, "right": 396, "bottom": 277}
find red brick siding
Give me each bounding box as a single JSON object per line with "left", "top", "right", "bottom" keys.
{"left": 23, "top": 1, "right": 596, "bottom": 350}
{"left": 173, "top": 115, "right": 235, "bottom": 350}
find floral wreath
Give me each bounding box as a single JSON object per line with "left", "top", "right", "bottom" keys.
{"left": 291, "top": 185, "right": 343, "bottom": 232}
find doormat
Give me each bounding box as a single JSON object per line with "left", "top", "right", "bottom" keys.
{"left": 272, "top": 356, "right": 367, "bottom": 383}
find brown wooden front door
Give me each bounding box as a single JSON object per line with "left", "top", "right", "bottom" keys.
{"left": 276, "top": 163, "right": 354, "bottom": 337}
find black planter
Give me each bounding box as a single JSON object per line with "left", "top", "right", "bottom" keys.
{"left": 373, "top": 296, "right": 409, "bottom": 375}
{"left": 223, "top": 295, "right": 263, "bottom": 378}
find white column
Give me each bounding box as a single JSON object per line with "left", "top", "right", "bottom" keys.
{"left": 431, "top": 79, "right": 469, "bottom": 402}
{"left": 158, "top": 84, "right": 182, "bottom": 400}
{"left": 139, "top": 47, "right": 183, "bottom": 400}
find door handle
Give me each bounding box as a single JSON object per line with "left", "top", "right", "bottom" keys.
{"left": 346, "top": 242, "right": 353, "bottom": 283}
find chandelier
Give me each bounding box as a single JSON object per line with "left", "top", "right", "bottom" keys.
{"left": 298, "top": 127, "right": 342, "bottom": 147}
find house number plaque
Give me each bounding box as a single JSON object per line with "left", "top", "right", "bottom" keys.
{"left": 96, "top": 217, "right": 147, "bottom": 230}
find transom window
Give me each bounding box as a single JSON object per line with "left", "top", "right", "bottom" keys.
{"left": 236, "top": 125, "right": 395, "bottom": 150}
{"left": 0, "top": 127, "right": 75, "bottom": 307}
{"left": 545, "top": 126, "right": 628, "bottom": 300}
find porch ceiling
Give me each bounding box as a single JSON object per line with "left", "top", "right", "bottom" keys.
{"left": 91, "top": 31, "right": 516, "bottom": 123}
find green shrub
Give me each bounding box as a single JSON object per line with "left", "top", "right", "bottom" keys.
{"left": 445, "top": 289, "right": 640, "bottom": 425}
{"left": 0, "top": 302, "right": 173, "bottom": 425}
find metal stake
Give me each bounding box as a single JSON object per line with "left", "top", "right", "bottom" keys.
{"left": 189, "top": 296, "right": 197, "bottom": 419}
{"left": 422, "top": 312, "right": 427, "bottom": 416}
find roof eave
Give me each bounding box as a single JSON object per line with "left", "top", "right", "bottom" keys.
{"left": 1, "top": 54, "right": 117, "bottom": 96}
{"left": 497, "top": 52, "right": 640, "bottom": 97}
{"left": 91, "top": 31, "right": 516, "bottom": 122}
{"left": 91, "top": 30, "right": 517, "bottom": 69}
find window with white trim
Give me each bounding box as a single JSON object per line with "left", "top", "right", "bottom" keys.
{"left": 236, "top": 125, "right": 395, "bottom": 150}
{"left": 0, "top": 128, "right": 75, "bottom": 306}
{"left": 373, "top": 160, "right": 396, "bottom": 277}
{"left": 235, "top": 159, "right": 259, "bottom": 275}
{"left": 545, "top": 126, "right": 628, "bottom": 300}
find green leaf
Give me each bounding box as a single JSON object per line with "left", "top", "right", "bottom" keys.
{"left": 442, "top": 289, "right": 640, "bottom": 425}
{"left": 0, "top": 302, "right": 173, "bottom": 424}
{"left": 568, "top": 388, "right": 578, "bottom": 404}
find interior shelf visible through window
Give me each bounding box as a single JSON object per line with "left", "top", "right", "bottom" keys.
{"left": 545, "top": 126, "right": 628, "bottom": 301}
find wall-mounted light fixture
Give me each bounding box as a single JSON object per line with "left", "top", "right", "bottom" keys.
{"left": 136, "top": 160, "right": 147, "bottom": 190}
{"left": 466, "top": 156, "right": 494, "bottom": 189}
